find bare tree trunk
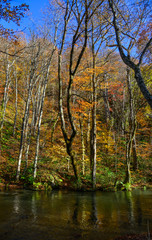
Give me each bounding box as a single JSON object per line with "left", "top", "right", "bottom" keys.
{"left": 80, "top": 118, "right": 85, "bottom": 175}
{"left": 32, "top": 79, "right": 42, "bottom": 135}
{"left": 109, "top": 0, "right": 152, "bottom": 109}
{"left": 87, "top": 110, "right": 91, "bottom": 147}
{"left": 132, "top": 137, "right": 138, "bottom": 171}
{"left": 103, "top": 75, "right": 111, "bottom": 123}
{"left": 58, "top": 0, "right": 89, "bottom": 182}
{"left": 122, "top": 87, "right": 126, "bottom": 136}
{"left": 33, "top": 67, "right": 51, "bottom": 178}
{"left": 24, "top": 119, "right": 34, "bottom": 173}
{"left": 24, "top": 86, "right": 40, "bottom": 173}
{"left": 16, "top": 43, "right": 41, "bottom": 180}
{"left": 0, "top": 53, "right": 15, "bottom": 132}
{"left": 90, "top": 64, "right": 97, "bottom": 189}
{"left": 90, "top": 21, "right": 97, "bottom": 190}
{"left": 124, "top": 67, "right": 137, "bottom": 184}
{"left": 33, "top": 120, "right": 41, "bottom": 179}
{"left": 13, "top": 67, "right": 18, "bottom": 137}
{"left": 0, "top": 65, "right": 11, "bottom": 131}
{"left": 16, "top": 101, "right": 30, "bottom": 180}
{"left": 24, "top": 139, "right": 30, "bottom": 172}
{"left": 51, "top": 113, "right": 59, "bottom": 144}
{"left": 33, "top": 31, "right": 57, "bottom": 178}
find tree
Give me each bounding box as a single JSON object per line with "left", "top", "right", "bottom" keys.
{"left": 16, "top": 38, "right": 41, "bottom": 180}
{"left": 0, "top": 40, "right": 16, "bottom": 133}
{"left": 57, "top": 0, "right": 105, "bottom": 183}
{"left": 124, "top": 67, "right": 137, "bottom": 184}
{"left": 33, "top": 39, "right": 57, "bottom": 179}
{"left": 0, "top": 0, "right": 29, "bottom": 36}
{"left": 58, "top": 0, "right": 88, "bottom": 181}
{"left": 108, "top": 0, "right": 152, "bottom": 109}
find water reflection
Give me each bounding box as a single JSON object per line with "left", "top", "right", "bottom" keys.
{"left": 89, "top": 193, "right": 98, "bottom": 227}
{"left": 135, "top": 192, "right": 143, "bottom": 226}
{"left": 72, "top": 194, "right": 79, "bottom": 224}
{"left": 13, "top": 193, "right": 20, "bottom": 214}
{"left": 0, "top": 190, "right": 152, "bottom": 240}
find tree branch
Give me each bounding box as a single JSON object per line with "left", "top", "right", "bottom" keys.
{"left": 138, "top": 37, "right": 152, "bottom": 66}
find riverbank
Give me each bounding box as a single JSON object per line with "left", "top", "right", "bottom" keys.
{"left": 1, "top": 172, "right": 152, "bottom": 192}
{"left": 1, "top": 152, "right": 152, "bottom": 192}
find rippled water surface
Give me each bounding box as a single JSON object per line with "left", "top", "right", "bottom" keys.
{"left": 0, "top": 190, "right": 152, "bottom": 240}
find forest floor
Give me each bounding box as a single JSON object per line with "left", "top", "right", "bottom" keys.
{"left": 0, "top": 154, "right": 152, "bottom": 192}
{"left": 0, "top": 121, "right": 152, "bottom": 192}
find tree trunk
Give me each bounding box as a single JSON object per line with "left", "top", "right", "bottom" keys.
{"left": 33, "top": 78, "right": 47, "bottom": 179}
{"left": 132, "top": 136, "right": 138, "bottom": 171}
{"left": 58, "top": 0, "right": 89, "bottom": 183}
{"left": 33, "top": 47, "right": 55, "bottom": 178}
{"left": 16, "top": 42, "right": 41, "bottom": 180}
{"left": 16, "top": 103, "right": 30, "bottom": 180}
{"left": 80, "top": 118, "right": 85, "bottom": 175}
{"left": 103, "top": 75, "right": 111, "bottom": 123}
{"left": 134, "top": 66, "right": 152, "bottom": 109}
{"left": 66, "top": 140, "right": 78, "bottom": 180}
{"left": 0, "top": 58, "right": 12, "bottom": 132}
{"left": 124, "top": 139, "right": 131, "bottom": 184}
{"left": 90, "top": 21, "right": 97, "bottom": 190}
{"left": 124, "top": 67, "right": 137, "bottom": 184}
{"left": 109, "top": 0, "right": 152, "bottom": 109}
{"left": 13, "top": 68, "right": 18, "bottom": 137}
{"left": 51, "top": 113, "right": 59, "bottom": 144}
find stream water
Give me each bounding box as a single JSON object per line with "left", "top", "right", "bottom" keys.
{"left": 0, "top": 189, "right": 152, "bottom": 240}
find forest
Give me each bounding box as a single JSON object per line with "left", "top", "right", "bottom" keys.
{"left": 0, "top": 0, "right": 152, "bottom": 192}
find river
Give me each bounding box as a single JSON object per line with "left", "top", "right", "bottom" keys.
{"left": 0, "top": 189, "right": 152, "bottom": 240}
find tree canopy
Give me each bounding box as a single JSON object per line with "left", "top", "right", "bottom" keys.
{"left": 0, "top": 0, "right": 29, "bottom": 36}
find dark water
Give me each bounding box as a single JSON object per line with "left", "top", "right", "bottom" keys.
{"left": 0, "top": 190, "right": 152, "bottom": 240}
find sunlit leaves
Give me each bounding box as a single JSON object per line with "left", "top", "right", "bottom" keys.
{"left": 0, "top": 0, "right": 29, "bottom": 36}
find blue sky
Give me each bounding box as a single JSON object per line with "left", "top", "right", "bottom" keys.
{"left": 2, "top": 0, "right": 49, "bottom": 34}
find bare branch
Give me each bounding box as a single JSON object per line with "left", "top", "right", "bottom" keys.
{"left": 71, "top": 94, "right": 92, "bottom": 104}
{"left": 138, "top": 37, "right": 152, "bottom": 66}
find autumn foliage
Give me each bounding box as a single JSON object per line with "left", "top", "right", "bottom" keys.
{"left": 0, "top": 0, "right": 152, "bottom": 190}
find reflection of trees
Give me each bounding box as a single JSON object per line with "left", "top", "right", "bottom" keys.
{"left": 31, "top": 192, "right": 38, "bottom": 221}
{"left": 13, "top": 193, "right": 20, "bottom": 214}
{"left": 125, "top": 191, "right": 143, "bottom": 227}
{"left": 89, "top": 192, "right": 98, "bottom": 227}
{"left": 115, "top": 191, "right": 143, "bottom": 230}
{"left": 134, "top": 192, "right": 142, "bottom": 226}
{"left": 11, "top": 190, "right": 148, "bottom": 236}
{"left": 71, "top": 192, "right": 99, "bottom": 227}
{"left": 125, "top": 192, "right": 135, "bottom": 226}
{"left": 72, "top": 195, "right": 79, "bottom": 225}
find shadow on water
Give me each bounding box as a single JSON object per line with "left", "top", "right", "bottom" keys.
{"left": 0, "top": 190, "right": 152, "bottom": 240}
